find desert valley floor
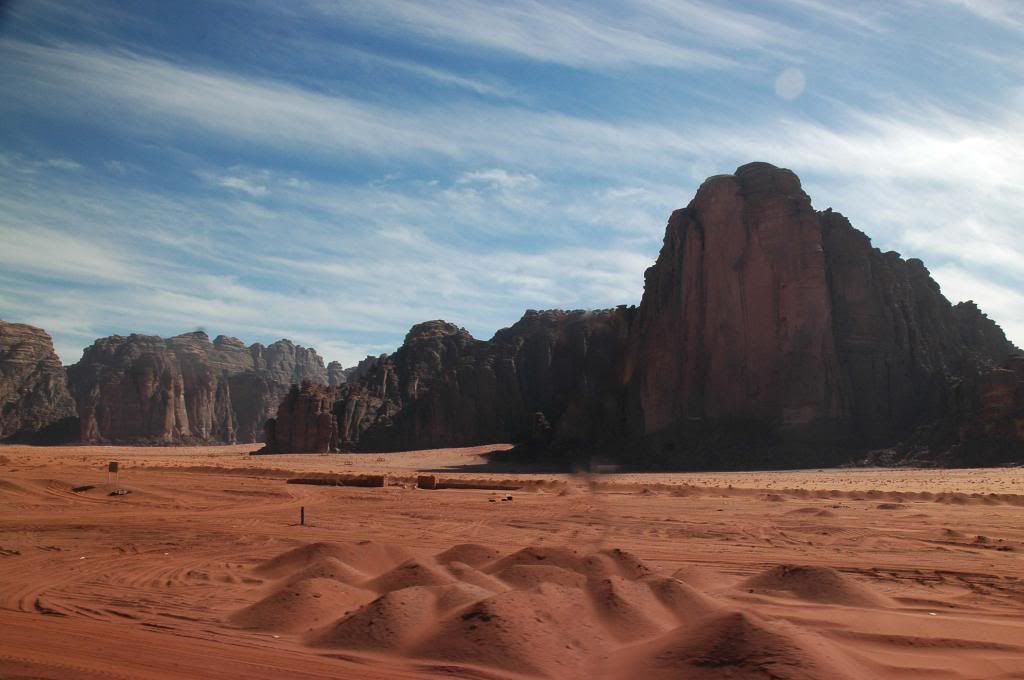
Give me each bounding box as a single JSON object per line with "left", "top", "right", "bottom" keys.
{"left": 1, "top": 444, "right": 1023, "bottom": 679}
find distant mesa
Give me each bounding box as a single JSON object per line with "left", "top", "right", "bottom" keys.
{"left": 2, "top": 162, "right": 1021, "bottom": 466}
{"left": 0, "top": 321, "right": 77, "bottom": 443}
{"left": 66, "top": 330, "right": 327, "bottom": 445}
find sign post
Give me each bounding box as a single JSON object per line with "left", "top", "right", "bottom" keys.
{"left": 108, "top": 461, "right": 118, "bottom": 486}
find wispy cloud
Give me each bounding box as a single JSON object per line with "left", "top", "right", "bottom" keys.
{"left": 196, "top": 168, "right": 272, "bottom": 197}
{"left": 333, "top": 45, "right": 523, "bottom": 100}
{"left": 940, "top": 0, "right": 1024, "bottom": 31}
{"left": 301, "top": 0, "right": 743, "bottom": 71}
{"left": 2, "top": 40, "right": 462, "bottom": 160}
{"left": 1, "top": 0, "right": 1022, "bottom": 366}
{"left": 0, "top": 152, "right": 82, "bottom": 173}
{"left": 769, "top": 0, "right": 892, "bottom": 34}
{"left": 0, "top": 153, "right": 656, "bottom": 365}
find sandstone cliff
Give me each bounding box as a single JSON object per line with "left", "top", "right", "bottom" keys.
{"left": 954, "top": 355, "right": 1024, "bottom": 462}
{"left": 622, "top": 163, "right": 1014, "bottom": 464}
{"left": 261, "top": 162, "right": 1017, "bottom": 466}
{"left": 68, "top": 331, "right": 326, "bottom": 444}
{"left": 0, "top": 321, "right": 77, "bottom": 442}
{"left": 327, "top": 361, "right": 346, "bottom": 386}
{"left": 624, "top": 163, "right": 847, "bottom": 449}
{"left": 912, "top": 353, "right": 1024, "bottom": 466}
{"left": 266, "top": 382, "right": 340, "bottom": 453}
{"left": 263, "top": 311, "right": 631, "bottom": 453}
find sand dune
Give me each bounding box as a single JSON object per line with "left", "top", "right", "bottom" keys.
{"left": 494, "top": 563, "right": 587, "bottom": 589}
{"left": 1, "top": 444, "right": 1024, "bottom": 679}
{"left": 443, "top": 561, "right": 510, "bottom": 593}
{"left": 611, "top": 610, "right": 864, "bottom": 680}
{"left": 232, "top": 539, "right": 903, "bottom": 677}
{"left": 741, "top": 565, "right": 895, "bottom": 608}
{"left": 230, "top": 577, "right": 374, "bottom": 632}
{"left": 435, "top": 543, "right": 505, "bottom": 567}
{"left": 256, "top": 541, "right": 415, "bottom": 579}
{"left": 363, "top": 559, "right": 457, "bottom": 593}
{"left": 308, "top": 585, "right": 439, "bottom": 651}
{"left": 413, "top": 584, "right": 614, "bottom": 678}
{"left": 281, "top": 556, "right": 370, "bottom": 587}
{"left": 244, "top": 539, "right": 726, "bottom": 675}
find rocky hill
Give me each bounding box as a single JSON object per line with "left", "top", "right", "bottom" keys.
{"left": 0, "top": 321, "right": 77, "bottom": 442}
{"left": 67, "top": 331, "right": 327, "bottom": 444}
{"left": 262, "top": 163, "right": 1020, "bottom": 466}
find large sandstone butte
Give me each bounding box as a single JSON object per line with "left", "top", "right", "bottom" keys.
{"left": 263, "top": 163, "right": 1019, "bottom": 466}
{"left": 0, "top": 321, "right": 77, "bottom": 442}
{"left": 624, "top": 164, "right": 1016, "bottom": 464}
{"left": 68, "top": 331, "right": 327, "bottom": 445}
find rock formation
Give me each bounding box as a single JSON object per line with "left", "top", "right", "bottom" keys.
{"left": 265, "top": 382, "right": 339, "bottom": 453}
{"left": 624, "top": 164, "right": 847, "bottom": 449}
{"left": 622, "top": 164, "right": 1015, "bottom": 463}
{"left": 68, "top": 331, "right": 327, "bottom": 444}
{"left": 0, "top": 321, "right": 77, "bottom": 442}
{"left": 327, "top": 361, "right": 347, "bottom": 387}
{"left": 957, "top": 355, "right": 1024, "bottom": 459}
{"left": 6, "top": 162, "right": 1013, "bottom": 464}
{"left": 263, "top": 311, "right": 631, "bottom": 453}
{"left": 917, "top": 353, "right": 1024, "bottom": 466}
{"left": 261, "top": 162, "right": 1018, "bottom": 466}
{"left": 819, "top": 211, "right": 1013, "bottom": 445}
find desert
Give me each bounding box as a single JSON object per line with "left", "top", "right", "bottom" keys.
{"left": 4, "top": 2, "right": 1024, "bottom": 678}
{"left": 1, "top": 443, "right": 1023, "bottom": 679}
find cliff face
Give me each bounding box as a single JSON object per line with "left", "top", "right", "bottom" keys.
{"left": 0, "top": 321, "right": 77, "bottom": 441}
{"left": 624, "top": 163, "right": 847, "bottom": 445}
{"left": 263, "top": 162, "right": 1016, "bottom": 465}
{"left": 266, "top": 382, "right": 340, "bottom": 453}
{"left": 965, "top": 355, "right": 1024, "bottom": 448}
{"left": 819, "top": 211, "right": 1013, "bottom": 444}
{"left": 68, "top": 331, "right": 326, "bottom": 444}
{"left": 919, "top": 354, "right": 1024, "bottom": 465}
{"left": 327, "top": 361, "right": 346, "bottom": 386}
{"left": 264, "top": 311, "right": 632, "bottom": 453}
{"left": 622, "top": 163, "right": 1013, "bottom": 460}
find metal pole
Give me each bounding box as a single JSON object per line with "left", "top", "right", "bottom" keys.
{"left": 300, "top": 506, "right": 305, "bottom": 526}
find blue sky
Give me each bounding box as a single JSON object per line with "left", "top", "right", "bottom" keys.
{"left": 1, "top": 0, "right": 1022, "bottom": 367}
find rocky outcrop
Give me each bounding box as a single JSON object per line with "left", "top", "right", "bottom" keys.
{"left": 264, "top": 382, "right": 340, "bottom": 453}
{"left": 68, "top": 331, "right": 326, "bottom": 444}
{"left": 927, "top": 354, "right": 1024, "bottom": 465}
{"left": 327, "top": 361, "right": 346, "bottom": 386}
{"left": 344, "top": 355, "right": 382, "bottom": 384}
{"left": 255, "top": 162, "right": 1020, "bottom": 466}
{"left": 962, "top": 355, "right": 1024, "bottom": 445}
{"left": 820, "top": 211, "right": 1014, "bottom": 445}
{"left": 953, "top": 301, "right": 1018, "bottom": 365}
{"left": 0, "top": 321, "right": 77, "bottom": 441}
{"left": 264, "top": 312, "right": 631, "bottom": 454}
{"left": 621, "top": 164, "right": 1013, "bottom": 464}
{"left": 624, "top": 164, "right": 847, "bottom": 449}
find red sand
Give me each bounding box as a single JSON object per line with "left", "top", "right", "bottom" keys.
{"left": 1, "top": 443, "right": 1023, "bottom": 678}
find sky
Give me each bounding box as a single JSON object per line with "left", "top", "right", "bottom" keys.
{"left": 1, "top": 0, "right": 1022, "bottom": 367}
